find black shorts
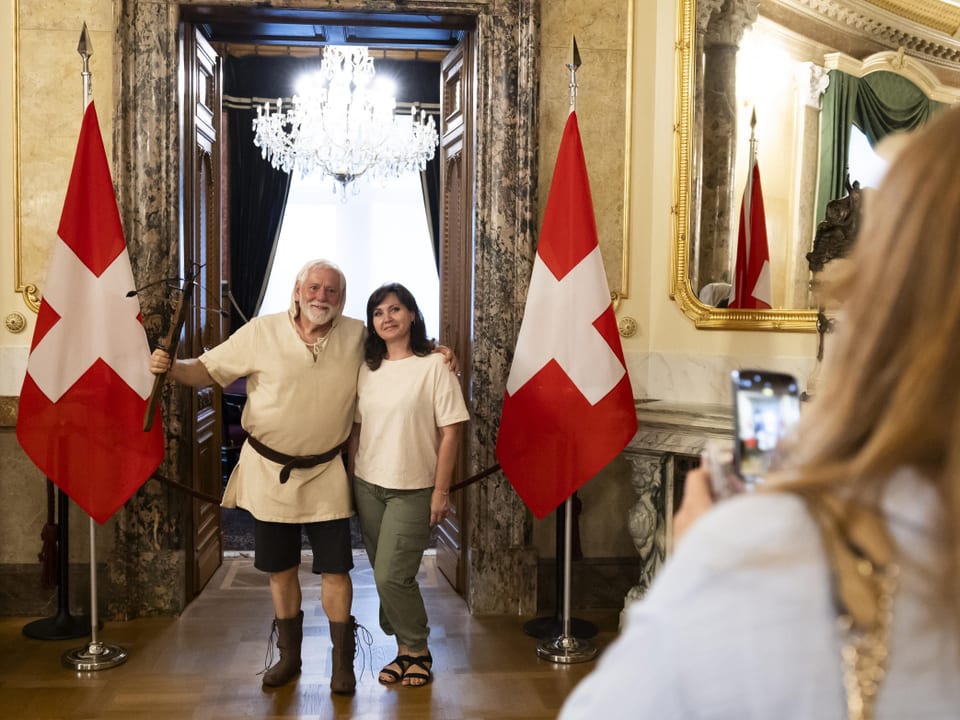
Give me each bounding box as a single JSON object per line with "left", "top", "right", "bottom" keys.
{"left": 253, "top": 517, "right": 354, "bottom": 575}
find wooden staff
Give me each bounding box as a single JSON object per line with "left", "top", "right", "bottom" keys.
{"left": 143, "top": 271, "right": 195, "bottom": 431}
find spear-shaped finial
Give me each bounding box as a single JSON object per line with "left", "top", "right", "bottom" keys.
{"left": 748, "top": 107, "right": 758, "bottom": 165}
{"left": 78, "top": 22, "right": 92, "bottom": 59}
{"left": 78, "top": 23, "right": 93, "bottom": 109}
{"left": 567, "top": 36, "right": 581, "bottom": 112}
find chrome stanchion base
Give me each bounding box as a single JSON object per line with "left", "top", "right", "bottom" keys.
{"left": 523, "top": 616, "right": 597, "bottom": 640}
{"left": 62, "top": 640, "right": 128, "bottom": 671}
{"left": 536, "top": 634, "right": 599, "bottom": 664}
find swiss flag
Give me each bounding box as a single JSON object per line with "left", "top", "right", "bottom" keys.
{"left": 729, "top": 159, "right": 772, "bottom": 309}
{"left": 16, "top": 102, "right": 164, "bottom": 524}
{"left": 495, "top": 112, "right": 637, "bottom": 519}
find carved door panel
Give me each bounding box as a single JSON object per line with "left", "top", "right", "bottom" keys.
{"left": 181, "top": 27, "right": 224, "bottom": 597}
{"left": 436, "top": 36, "right": 474, "bottom": 595}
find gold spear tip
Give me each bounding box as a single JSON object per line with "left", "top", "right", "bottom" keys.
{"left": 77, "top": 22, "right": 92, "bottom": 58}
{"left": 750, "top": 107, "right": 757, "bottom": 129}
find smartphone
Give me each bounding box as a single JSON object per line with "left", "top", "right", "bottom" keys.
{"left": 731, "top": 370, "right": 801, "bottom": 487}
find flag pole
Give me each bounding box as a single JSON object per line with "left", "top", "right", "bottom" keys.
{"left": 744, "top": 108, "right": 757, "bottom": 258}
{"left": 62, "top": 23, "right": 128, "bottom": 671}
{"left": 535, "top": 37, "right": 599, "bottom": 665}
{"left": 23, "top": 22, "right": 98, "bottom": 645}
{"left": 522, "top": 496, "right": 597, "bottom": 640}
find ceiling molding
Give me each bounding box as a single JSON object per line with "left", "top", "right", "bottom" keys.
{"left": 777, "top": 0, "right": 960, "bottom": 68}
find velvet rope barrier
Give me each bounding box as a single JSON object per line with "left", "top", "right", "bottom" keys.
{"left": 150, "top": 463, "right": 503, "bottom": 506}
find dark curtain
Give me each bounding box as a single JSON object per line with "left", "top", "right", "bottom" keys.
{"left": 224, "top": 55, "right": 322, "bottom": 330}
{"left": 816, "top": 69, "right": 945, "bottom": 225}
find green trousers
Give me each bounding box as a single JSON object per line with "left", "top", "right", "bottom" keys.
{"left": 353, "top": 477, "right": 433, "bottom": 652}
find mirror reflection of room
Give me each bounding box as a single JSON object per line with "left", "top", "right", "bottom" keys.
{"left": 690, "top": 0, "right": 960, "bottom": 313}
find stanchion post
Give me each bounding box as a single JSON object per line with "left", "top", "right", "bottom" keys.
{"left": 21, "top": 488, "right": 91, "bottom": 640}
{"left": 522, "top": 498, "right": 597, "bottom": 640}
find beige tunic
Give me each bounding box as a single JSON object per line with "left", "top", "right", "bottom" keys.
{"left": 200, "top": 312, "right": 365, "bottom": 523}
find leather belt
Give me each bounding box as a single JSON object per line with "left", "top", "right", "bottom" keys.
{"left": 246, "top": 436, "right": 343, "bottom": 484}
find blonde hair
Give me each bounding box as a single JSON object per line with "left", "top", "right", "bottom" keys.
{"left": 289, "top": 259, "right": 347, "bottom": 319}
{"left": 777, "top": 105, "right": 960, "bottom": 609}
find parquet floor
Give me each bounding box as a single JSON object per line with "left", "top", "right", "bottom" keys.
{"left": 0, "top": 552, "right": 619, "bottom": 719}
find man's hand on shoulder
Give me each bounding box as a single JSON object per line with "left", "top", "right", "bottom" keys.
{"left": 433, "top": 345, "right": 460, "bottom": 374}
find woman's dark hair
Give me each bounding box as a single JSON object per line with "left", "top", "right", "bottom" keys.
{"left": 364, "top": 283, "right": 435, "bottom": 370}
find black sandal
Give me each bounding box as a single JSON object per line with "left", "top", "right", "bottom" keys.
{"left": 402, "top": 652, "right": 433, "bottom": 687}
{"left": 378, "top": 655, "right": 410, "bottom": 685}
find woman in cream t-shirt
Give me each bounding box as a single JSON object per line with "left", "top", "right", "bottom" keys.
{"left": 348, "top": 282, "right": 468, "bottom": 689}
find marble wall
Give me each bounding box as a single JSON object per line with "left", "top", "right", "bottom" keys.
{"left": 628, "top": 350, "right": 815, "bottom": 404}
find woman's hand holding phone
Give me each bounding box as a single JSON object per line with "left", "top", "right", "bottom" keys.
{"left": 673, "top": 467, "right": 716, "bottom": 544}
{"left": 674, "top": 441, "right": 744, "bottom": 544}
{"left": 702, "top": 438, "right": 745, "bottom": 499}
{"left": 675, "top": 370, "right": 801, "bottom": 544}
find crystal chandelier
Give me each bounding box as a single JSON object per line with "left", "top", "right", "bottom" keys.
{"left": 252, "top": 46, "right": 439, "bottom": 195}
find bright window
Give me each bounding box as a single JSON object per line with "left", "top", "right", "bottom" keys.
{"left": 847, "top": 126, "right": 889, "bottom": 189}
{"left": 259, "top": 172, "right": 440, "bottom": 339}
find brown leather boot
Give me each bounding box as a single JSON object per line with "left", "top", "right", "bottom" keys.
{"left": 261, "top": 611, "right": 303, "bottom": 687}
{"left": 328, "top": 616, "right": 357, "bottom": 694}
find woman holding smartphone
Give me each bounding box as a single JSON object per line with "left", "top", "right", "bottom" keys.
{"left": 348, "top": 283, "right": 469, "bottom": 688}
{"left": 561, "top": 107, "right": 960, "bottom": 719}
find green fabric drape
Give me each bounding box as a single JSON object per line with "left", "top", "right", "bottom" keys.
{"left": 815, "top": 69, "right": 945, "bottom": 226}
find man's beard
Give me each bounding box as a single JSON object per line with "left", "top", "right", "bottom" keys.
{"left": 302, "top": 302, "right": 335, "bottom": 326}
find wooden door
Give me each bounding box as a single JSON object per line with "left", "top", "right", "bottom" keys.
{"left": 181, "top": 26, "right": 224, "bottom": 597}
{"left": 436, "top": 36, "right": 474, "bottom": 594}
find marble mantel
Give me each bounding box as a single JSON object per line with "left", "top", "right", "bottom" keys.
{"left": 621, "top": 400, "right": 733, "bottom": 619}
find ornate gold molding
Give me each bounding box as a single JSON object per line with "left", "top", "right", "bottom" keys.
{"left": 620, "top": 0, "right": 635, "bottom": 299}
{"left": 670, "top": 0, "right": 818, "bottom": 331}
{"left": 12, "top": 0, "right": 39, "bottom": 314}
{"left": 5, "top": 311, "right": 26, "bottom": 333}
{"left": 783, "top": 0, "right": 960, "bottom": 65}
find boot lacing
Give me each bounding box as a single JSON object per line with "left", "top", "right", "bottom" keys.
{"left": 353, "top": 619, "right": 374, "bottom": 682}
{"left": 258, "top": 618, "right": 279, "bottom": 676}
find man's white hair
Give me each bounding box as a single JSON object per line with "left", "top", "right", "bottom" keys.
{"left": 289, "top": 259, "right": 347, "bottom": 319}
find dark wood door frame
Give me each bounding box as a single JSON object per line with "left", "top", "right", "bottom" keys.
{"left": 180, "top": 25, "right": 225, "bottom": 598}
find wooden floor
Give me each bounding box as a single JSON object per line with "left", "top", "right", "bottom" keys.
{"left": 0, "top": 552, "right": 620, "bottom": 719}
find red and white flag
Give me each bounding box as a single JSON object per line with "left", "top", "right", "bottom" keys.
{"left": 495, "top": 112, "right": 637, "bottom": 519}
{"left": 16, "top": 102, "right": 164, "bottom": 524}
{"left": 729, "top": 157, "right": 772, "bottom": 309}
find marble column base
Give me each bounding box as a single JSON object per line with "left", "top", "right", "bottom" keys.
{"left": 467, "top": 546, "right": 539, "bottom": 616}
{"left": 621, "top": 402, "right": 734, "bottom": 623}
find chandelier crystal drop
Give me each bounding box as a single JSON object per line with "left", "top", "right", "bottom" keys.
{"left": 252, "top": 46, "right": 439, "bottom": 196}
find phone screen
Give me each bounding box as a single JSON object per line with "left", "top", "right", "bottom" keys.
{"left": 731, "top": 370, "right": 801, "bottom": 486}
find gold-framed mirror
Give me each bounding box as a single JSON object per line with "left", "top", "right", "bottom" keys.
{"left": 671, "top": 0, "right": 960, "bottom": 332}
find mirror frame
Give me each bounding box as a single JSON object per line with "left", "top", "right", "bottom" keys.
{"left": 11, "top": 0, "right": 40, "bottom": 313}
{"left": 671, "top": 0, "right": 817, "bottom": 331}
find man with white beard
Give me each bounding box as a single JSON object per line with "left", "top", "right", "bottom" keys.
{"left": 150, "top": 259, "right": 366, "bottom": 694}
